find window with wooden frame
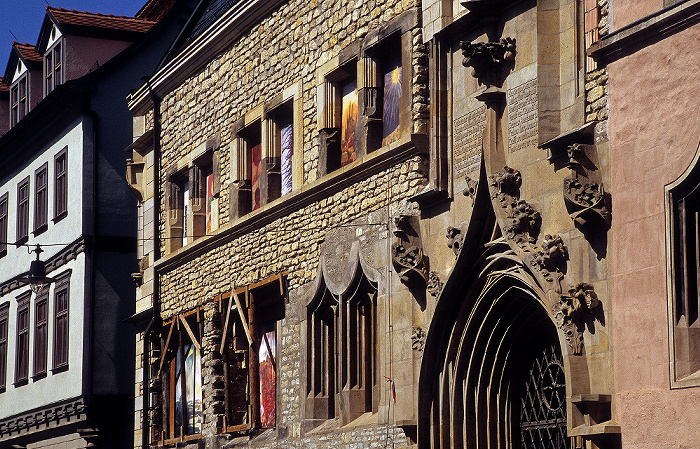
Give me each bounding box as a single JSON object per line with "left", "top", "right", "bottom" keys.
{"left": 16, "top": 177, "right": 29, "bottom": 244}
{"left": 10, "top": 75, "right": 27, "bottom": 127}
{"left": 318, "top": 61, "right": 357, "bottom": 176}
{"left": 217, "top": 272, "right": 286, "bottom": 433}
{"left": 0, "top": 302, "right": 8, "bottom": 391}
{"left": 54, "top": 148, "right": 67, "bottom": 221}
{"left": 667, "top": 150, "right": 700, "bottom": 387}
{"left": 45, "top": 41, "right": 62, "bottom": 95}
{"left": 34, "top": 163, "right": 48, "bottom": 234}
{"left": 0, "top": 193, "right": 7, "bottom": 258}
{"left": 306, "top": 270, "right": 377, "bottom": 423}
{"left": 33, "top": 290, "right": 48, "bottom": 378}
{"left": 159, "top": 309, "right": 203, "bottom": 443}
{"left": 53, "top": 272, "right": 70, "bottom": 370}
{"left": 15, "top": 293, "right": 30, "bottom": 385}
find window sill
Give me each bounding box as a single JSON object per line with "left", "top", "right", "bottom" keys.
{"left": 33, "top": 224, "right": 48, "bottom": 236}
{"left": 15, "top": 236, "right": 28, "bottom": 247}
{"left": 160, "top": 433, "right": 202, "bottom": 446}
{"left": 52, "top": 211, "right": 67, "bottom": 224}
{"left": 32, "top": 371, "right": 47, "bottom": 381}
{"left": 0, "top": 249, "right": 6, "bottom": 258}
{"left": 51, "top": 364, "right": 68, "bottom": 374}
{"left": 14, "top": 378, "right": 28, "bottom": 387}
{"left": 154, "top": 133, "right": 426, "bottom": 273}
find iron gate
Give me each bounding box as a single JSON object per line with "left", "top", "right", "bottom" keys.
{"left": 519, "top": 344, "right": 569, "bottom": 449}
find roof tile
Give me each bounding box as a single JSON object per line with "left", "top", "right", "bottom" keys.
{"left": 13, "top": 42, "right": 42, "bottom": 63}
{"left": 48, "top": 7, "right": 156, "bottom": 34}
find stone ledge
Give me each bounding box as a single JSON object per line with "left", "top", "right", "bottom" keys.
{"left": 589, "top": 0, "right": 700, "bottom": 64}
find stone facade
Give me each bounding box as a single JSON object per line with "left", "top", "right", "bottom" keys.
{"left": 126, "top": 0, "right": 700, "bottom": 449}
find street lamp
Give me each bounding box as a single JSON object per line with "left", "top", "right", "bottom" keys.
{"left": 18, "top": 245, "right": 56, "bottom": 294}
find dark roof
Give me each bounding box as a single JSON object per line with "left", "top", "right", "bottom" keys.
{"left": 47, "top": 7, "right": 157, "bottom": 34}
{"left": 136, "top": 0, "right": 180, "bottom": 22}
{"left": 13, "top": 42, "right": 42, "bottom": 63}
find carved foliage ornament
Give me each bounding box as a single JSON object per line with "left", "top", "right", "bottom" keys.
{"left": 532, "top": 234, "right": 569, "bottom": 287}
{"left": 489, "top": 167, "right": 541, "bottom": 244}
{"left": 427, "top": 271, "right": 444, "bottom": 297}
{"left": 460, "top": 38, "right": 516, "bottom": 88}
{"left": 553, "top": 283, "right": 601, "bottom": 354}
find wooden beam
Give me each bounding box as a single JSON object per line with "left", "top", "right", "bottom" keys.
{"left": 180, "top": 315, "right": 201, "bottom": 351}
{"left": 233, "top": 288, "right": 253, "bottom": 346}
{"left": 219, "top": 294, "right": 233, "bottom": 354}
{"left": 159, "top": 321, "right": 175, "bottom": 373}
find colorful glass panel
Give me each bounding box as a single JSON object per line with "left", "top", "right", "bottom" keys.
{"left": 340, "top": 80, "right": 358, "bottom": 166}
{"left": 382, "top": 57, "right": 402, "bottom": 146}
{"left": 280, "top": 122, "right": 293, "bottom": 196}
{"left": 259, "top": 326, "right": 276, "bottom": 428}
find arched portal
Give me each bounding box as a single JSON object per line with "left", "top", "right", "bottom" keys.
{"left": 419, "top": 267, "right": 569, "bottom": 449}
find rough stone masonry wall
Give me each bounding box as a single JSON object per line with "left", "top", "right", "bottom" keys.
{"left": 585, "top": 0, "right": 609, "bottom": 122}
{"left": 158, "top": 0, "right": 425, "bottom": 242}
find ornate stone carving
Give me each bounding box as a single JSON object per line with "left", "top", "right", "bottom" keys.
{"left": 532, "top": 234, "right": 569, "bottom": 288}
{"left": 562, "top": 143, "right": 611, "bottom": 231}
{"left": 446, "top": 226, "right": 464, "bottom": 257}
{"left": 505, "top": 200, "right": 541, "bottom": 244}
{"left": 489, "top": 165, "right": 522, "bottom": 199}
{"left": 392, "top": 214, "right": 429, "bottom": 287}
{"left": 460, "top": 38, "right": 516, "bottom": 88}
{"left": 563, "top": 177, "right": 611, "bottom": 230}
{"left": 427, "top": 271, "right": 443, "bottom": 297}
{"left": 463, "top": 175, "right": 479, "bottom": 200}
{"left": 553, "top": 283, "right": 601, "bottom": 355}
{"left": 411, "top": 326, "right": 427, "bottom": 352}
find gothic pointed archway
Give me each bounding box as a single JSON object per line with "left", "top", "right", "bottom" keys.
{"left": 417, "top": 163, "right": 570, "bottom": 449}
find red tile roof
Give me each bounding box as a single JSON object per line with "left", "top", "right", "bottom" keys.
{"left": 0, "top": 80, "right": 8, "bottom": 93}
{"left": 136, "top": 0, "right": 179, "bottom": 22}
{"left": 13, "top": 42, "right": 42, "bottom": 63}
{"left": 47, "top": 7, "right": 156, "bottom": 34}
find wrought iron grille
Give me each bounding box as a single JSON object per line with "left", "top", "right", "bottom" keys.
{"left": 519, "top": 344, "right": 569, "bottom": 449}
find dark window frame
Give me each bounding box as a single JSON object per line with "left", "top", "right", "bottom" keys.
{"left": 0, "top": 193, "right": 8, "bottom": 258}
{"left": 15, "top": 293, "right": 30, "bottom": 385}
{"left": 52, "top": 272, "right": 70, "bottom": 371}
{"left": 10, "top": 74, "right": 28, "bottom": 127}
{"left": 0, "top": 302, "right": 9, "bottom": 392}
{"left": 54, "top": 147, "right": 67, "bottom": 222}
{"left": 34, "top": 163, "right": 48, "bottom": 234}
{"left": 16, "top": 177, "right": 30, "bottom": 244}
{"left": 33, "top": 291, "right": 48, "bottom": 378}
{"left": 45, "top": 40, "right": 63, "bottom": 95}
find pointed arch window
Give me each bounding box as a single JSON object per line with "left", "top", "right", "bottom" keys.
{"left": 306, "top": 269, "right": 377, "bottom": 423}
{"left": 667, "top": 149, "right": 700, "bottom": 387}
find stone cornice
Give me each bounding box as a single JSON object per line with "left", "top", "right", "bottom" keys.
{"left": 0, "top": 396, "right": 86, "bottom": 440}
{"left": 128, "top": 0, "right": 286, "bottom": 115}
{"left": 154, "top": 134, "right": 427, "bottom": 274}
{"left": 0, "top": 237, "right": 86, "bottom": 297}
{"left": 589, "top": 0, "right": 700, "bottom": 64}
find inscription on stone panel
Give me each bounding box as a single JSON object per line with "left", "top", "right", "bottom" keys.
{"left": 507, "top": 79, "right": 538, "bottom": 152}
{"left": 453, "top": 105, "right": 486, "bottom": 178}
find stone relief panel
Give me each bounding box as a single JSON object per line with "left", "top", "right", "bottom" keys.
{"left": 453, "top": 106, "right": 487, "bottom": 179}
{"left": 507, "top": 78, "right": 538, "bottom": 153}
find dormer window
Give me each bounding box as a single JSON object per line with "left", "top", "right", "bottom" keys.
{"left": 10, "top": 75, "right": 27, "bottom": 126}
{"left": 45, "top": 41, "right": 62, "bottom": 95}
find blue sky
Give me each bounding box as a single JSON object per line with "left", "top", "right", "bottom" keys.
{"left": 0, "top": 0, "right": 148, "bottom": 75}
